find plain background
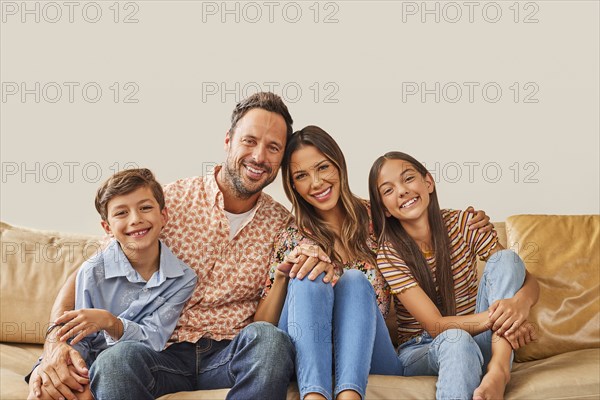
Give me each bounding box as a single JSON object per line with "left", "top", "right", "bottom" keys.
{"left": 1, "top": 0, "right": 599, "bottom": 235}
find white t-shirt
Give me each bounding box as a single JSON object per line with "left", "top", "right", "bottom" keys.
{"left": 224, "top": 207, "right": 256, "bottom": 241}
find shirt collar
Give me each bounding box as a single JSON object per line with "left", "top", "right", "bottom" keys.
{"left": 103, "top": 240, "right": 185, "bottom": 286}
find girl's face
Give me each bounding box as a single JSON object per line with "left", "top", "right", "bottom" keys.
{"left": 376, "top": 159, "right": 434, "bottom": 225}
{"left": 290, "top": 145, "right": 341, "bottom": 216}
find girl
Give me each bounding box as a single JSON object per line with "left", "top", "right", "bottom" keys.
{"left": 368, "top": 151, "right": 539, "bottom": 400}
{"left": 255, "top": 127, "right": 492, "bottom": 400}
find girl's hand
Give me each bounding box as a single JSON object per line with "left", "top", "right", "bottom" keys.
{"left": 488, "top": 297, "right": 530, "bottom": 336}
{"left": 54, "top": 309, "right": 118, "bottom": 345}
{"left": 283, "top": 244, "right": 334, "bottom": 283}
{"left": 465, "top": 206, "right": 493, "bottom": 232}
{"left": 502, "top": 320, "right": 538, "bottom": 349}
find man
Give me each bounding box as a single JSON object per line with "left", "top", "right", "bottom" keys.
{"left": 28, "top": 92, "right": 332, "bottom": 400}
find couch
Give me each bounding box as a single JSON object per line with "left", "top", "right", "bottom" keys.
{"left": 1, "top": 215, "right": 599, "bottom": 399}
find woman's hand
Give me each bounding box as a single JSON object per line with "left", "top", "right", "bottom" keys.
{"left": 279, "top": 244, "right": 335, "bottom": 283}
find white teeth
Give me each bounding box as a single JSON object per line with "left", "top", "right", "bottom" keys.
{"left": 401, "top": 197, "right": 418, "bottom": 208}
{"left": 247, "top": 166, "right": 264, "bottom": 174}
{"left": 314, "top": 187, "right": 331, "bottom": 199}
{"left": 129, "top": 229, "right": 148, "bottom": 237}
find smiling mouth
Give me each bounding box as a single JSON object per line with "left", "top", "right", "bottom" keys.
{"left": 127, "top": 228, "right": 149, "bottom": 237}
{"left": 312, "top": 187, "right": 332, "bottom": 199}
{"left": 401, "top": 197, "right": 419, "bottom": 208}
{"left": 244, "top": 164, "right": 268, "bottom": 179}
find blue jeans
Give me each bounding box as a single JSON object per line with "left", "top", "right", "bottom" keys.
{"left": 89, "top": 322, "right": 295, "bottom": 400}
{"left": 278, "top": 270, "right": 402, "bottom": 400}
{"left": 397, "top": 249, "right": 526, "bottom": 400}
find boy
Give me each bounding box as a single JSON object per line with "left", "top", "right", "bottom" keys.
{"left": 31, "top": 168, "right": 197, "bottom": 399}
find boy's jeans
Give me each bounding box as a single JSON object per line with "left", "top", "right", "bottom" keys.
{"left": 397, "top": 249, "right": 526, "bottom": 400}
{"left": 89, "top": 321, "right": 295, "bottom": 400}
{"left": 278, "top": 270, "right": 403, "bottom": 400}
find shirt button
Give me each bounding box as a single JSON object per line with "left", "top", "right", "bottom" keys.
{"left": 129, "top": 312, "right": 134, "bottom": 317}
{"left": 143, "top": 288, "right": 148, "bottom": 292}
{"left": 415, "top": 336, "right": 422, "bottom": 344}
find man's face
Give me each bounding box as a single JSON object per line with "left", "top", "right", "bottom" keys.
{"left": 223, "top": 108, "right": 287, "bottom": 198}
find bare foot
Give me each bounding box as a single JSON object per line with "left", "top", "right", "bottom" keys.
{"left": 305, "top": 393, "right": 327, "bottom": 400}
{"left": 473, "top": 363, "right": 510, "bottom": 400}
{"left": 336, "top": 389, "right": 361, "bottom": 400}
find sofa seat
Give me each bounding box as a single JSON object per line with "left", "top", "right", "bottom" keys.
{"left": 3, "top": 342, "right": 598, "bottom": 399}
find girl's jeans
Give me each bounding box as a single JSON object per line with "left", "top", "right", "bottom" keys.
{"left": 397, "top": 249, "right": 526, "bottom": 400}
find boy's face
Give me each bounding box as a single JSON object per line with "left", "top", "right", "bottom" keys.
{"left": 101, "top": 186, "right": 168, "bottom": 256}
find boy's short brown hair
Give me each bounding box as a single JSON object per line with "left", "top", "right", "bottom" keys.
{"left": 95, "top": 168, "right": 165, "bottom": 222}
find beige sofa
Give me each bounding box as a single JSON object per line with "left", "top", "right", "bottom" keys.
{"left": 1, "top": 215, "right": 599, "bottom": 399}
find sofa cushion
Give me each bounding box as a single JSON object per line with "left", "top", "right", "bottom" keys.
{"left": 505, "top": 215, "right": 600, "bottom": 362}
{"left": 0, "top": 222, "right": 100, "bottom": 344}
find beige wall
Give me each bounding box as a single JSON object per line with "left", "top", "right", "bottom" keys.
{"left": 1, "top": 0, "right": 598, "bottom": 235}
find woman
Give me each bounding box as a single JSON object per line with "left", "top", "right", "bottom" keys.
{"left": 368, "top": 151, "right": 539, "bottom": 400}
{"left": 254, "top": 127, "right": 491, "bottom": 400}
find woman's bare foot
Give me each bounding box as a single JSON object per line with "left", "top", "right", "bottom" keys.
{"left": 473, "top": 363, "right": 510, "bottom": 400}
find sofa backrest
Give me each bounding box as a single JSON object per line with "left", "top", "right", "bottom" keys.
{"left": 506, "top": 215, "right": 599, "bottom": 362}
{"left": 0, "top": 222, "right": 100, "bottom": 344}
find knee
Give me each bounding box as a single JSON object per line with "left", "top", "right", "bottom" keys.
{"left": 90, "top": 341, "right": 148, "bottom": 379}
{"left": 239, "top": 322, "right": 295, "bottom": 371}
{"left": 434, "top": 329, "right": 482, "bottom": 364}
{"left": 485, "top": 249, "right": 526, "bottom": 281}
{"left": 288, "top": 272, "right": 333, "bottom": 298}
{"left": 335, "top": 269, "right": 371, "bottom": 294}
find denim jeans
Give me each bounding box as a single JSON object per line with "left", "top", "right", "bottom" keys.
{"left": 397, "top": 249, "right": 526, "bottom": 400}
{"left": 278, "top": 270, "right": 402, "bottom": 400}
{"left": 89, "top": 321, "right": 295, "bottom": 400}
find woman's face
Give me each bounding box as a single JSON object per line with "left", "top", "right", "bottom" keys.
{"left": 376, "top": 158, "right": 434, "bottom": 225}
{"left": 289, "top": 145, "right": 341, "bottom": 216}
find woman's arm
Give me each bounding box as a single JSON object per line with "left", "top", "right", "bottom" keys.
{"left": 254, "top": 269, "right": 289, "bottom": 325}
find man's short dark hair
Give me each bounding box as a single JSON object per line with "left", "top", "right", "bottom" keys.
{"left": 229, "top": 92, "right": 293, "bottom": 141}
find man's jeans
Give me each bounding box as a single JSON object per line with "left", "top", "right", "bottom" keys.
{"left": 89, "top": 321, "right": 295, "bottom": 400}
{"left": 278, "top": 270, "right": 403, "bottom": 400}
{"left": 397, "top": 249, "right": 526, "bottom": 400}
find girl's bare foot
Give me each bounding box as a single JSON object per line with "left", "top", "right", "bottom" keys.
{"left": 473, "top": 363, "right": 510, "bottom": 400}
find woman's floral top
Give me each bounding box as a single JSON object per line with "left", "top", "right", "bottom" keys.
{"left": 261, "top": 200, "right": 391, "bottom": 318}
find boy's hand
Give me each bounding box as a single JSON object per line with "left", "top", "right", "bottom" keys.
{"left": 488, "top": 296, "right": 531, "bottom": 336}
{"left": 465, "top": 206, "right": 493, "bottom": 232}
{"left": 55, "top": 309, "right": 120, "bottom": 345}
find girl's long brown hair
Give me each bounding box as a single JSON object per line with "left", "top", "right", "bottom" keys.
{"left": 368, "top": 152, "right": 456, "bottom": 316}
{"left": 282, "top": 126, "right": 375, "bottom": 266}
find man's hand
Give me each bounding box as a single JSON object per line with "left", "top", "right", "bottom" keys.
{"left": 488, "top": 296, "right": 531, "bottom": 336}
{"left": 55, "top": 309, "right": 120, "bottom": 345}
{"left": 502, "top": 320, "right": 538, "bottom": 350}
{"left": 465, "top": 206, "right": 493, "bottom": 232}
{"left": 280, "top": 244, "right": 334, "bottom": 283}
{"left": 31, "top": 341, "right": 88, "bottom": 400}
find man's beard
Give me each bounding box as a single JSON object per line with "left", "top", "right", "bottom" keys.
{"left": 223, "top": 158, "right": 276, "bottom": 200}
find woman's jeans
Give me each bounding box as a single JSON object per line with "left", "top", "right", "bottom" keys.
{"left": 278, "top": 269, "right": 403, "bottom": 400}
{"left": 397, "top": 249, "right": 526, "bottom": 400}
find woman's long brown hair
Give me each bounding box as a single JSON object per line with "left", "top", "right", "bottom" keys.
{"left": 281, "top": 125, "right": 375, "bottom": 266}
